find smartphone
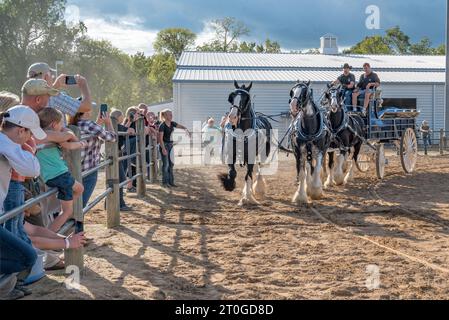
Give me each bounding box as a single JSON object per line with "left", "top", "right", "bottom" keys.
{"left": 65, "top": 75, "right": 77, "bottom": 85}
{"left": 100, "top": 104, "right": 108, "bottom": 117}
{"left": 75, "top": 221, "right": 84, "bottom": 233}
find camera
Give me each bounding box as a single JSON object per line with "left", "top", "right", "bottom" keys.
{"left": 65, "top": 75, "right": 77, "bottom": 85}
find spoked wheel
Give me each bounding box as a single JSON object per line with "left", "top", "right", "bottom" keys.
{"left": 376, "top": 144, "right": 386, "bottom": 179}
{"left": 400, "top": 128, "right": 418, "bottom": 174}
{"left": 355, "top": 145, "right": 371, "bottom": 173}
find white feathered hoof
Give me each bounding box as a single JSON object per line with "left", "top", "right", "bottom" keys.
{"left": 239, "top": 179, "right": 259, "bottom": 206}
{"left": 252, "top": 175, "right": 266, "bottom": 200}
{"left": 334, "top": 173, "right": 345, "bottom": 186}
{"left": 324, "top": 177, "right": 334, "bottom": 189}
{"left": 292, "top": 190, "right": 311, "bottom": 207}
{"left": 238, "top": 196, "right": 259, "bottom": 207}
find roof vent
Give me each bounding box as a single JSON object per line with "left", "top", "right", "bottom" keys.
{"left": 320, "top": 34, "right": 339, "bottom": 55}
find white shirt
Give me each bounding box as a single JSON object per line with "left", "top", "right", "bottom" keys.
{"left": 0, "top": 132, "right": 40, "bottom": 214}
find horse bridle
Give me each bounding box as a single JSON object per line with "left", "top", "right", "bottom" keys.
{"left": 290, "top": 83, "right": 313, "bottom": 110}
{"left": 229, "top": 89, "right": 251, "bottom": 117}
{"left": 324, "top": 85, "right": 342, "bottom": 113}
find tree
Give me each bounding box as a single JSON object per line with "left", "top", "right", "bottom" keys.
{"left": 263, "top": 39, "right": 281, "bottom": 53}
{"left": 148, "top": 53, "right": 176, "bottom": 102}
{"left": 409, "top": 37, "right": 433, "bottom": 55}
{"left": 199, "top": 17, "right": 250, "bottom": 52}
{"left": 344, "top": 26, "right": 445, "bottom": 56}
{"left": 432, "top": 44, "right": 446, "bottom": 55}
{"left": 153, "top": 28, "right": 196, "bottom": 59}
{"left": 0, "top": 0, "right": 85, "bottom": 91}
{"left": 239, "top": 41, "right": 257, "bottom": 53}
{"left": 385, "top": 26, "right": 410, "bottom": 54}
{"left": 344, "top": 35, "right": 392, "bottom": 55}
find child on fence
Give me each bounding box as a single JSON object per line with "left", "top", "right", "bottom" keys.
{"left": 70, "top": 109, "right": 117, "bottom": 208}
{"left": 36, "top": 108, "right": 86, "bottom": 233}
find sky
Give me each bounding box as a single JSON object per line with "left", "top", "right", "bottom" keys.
{"left": 66, "top": 0, "right": 447, "bottom": 55}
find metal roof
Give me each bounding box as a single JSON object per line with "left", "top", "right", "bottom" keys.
{"left": 173, "top": 69, "right": 445, "bottom": 84}
{"left": 174, "top": 52, "right": 445, "bottom": 84}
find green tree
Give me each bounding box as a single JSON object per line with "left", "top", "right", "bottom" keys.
{"left": 149, "top": 53, "right": 176, "bottom": 102}
{"left": 432, "top": 44, "right": 446, "bottom": 55}
{"left": 385, "top": 26, "right": 411, "bottom": 54}
{"left": 409, "top": 37, "right": 433, "bottom": 55}
{"left": 239, "top": 41, "right": 257, "bottom": 53}
{"left": 344, "top": 35, "right": 392, "bottom": 54}
{"left": 0, "top": 0, "right": 85, "bottom": 91}
{"left": 198, "top": 17, "right": 250, "bottom": 52}
{"left": 263, "top": 39, "right": 281, "bottom": 53}
{"left": 153, "top": 28, "right": 196, "bottom": 59}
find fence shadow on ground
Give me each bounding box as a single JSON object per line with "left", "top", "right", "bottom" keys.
{"left": 103, "top": 169, "right": 233, "bottom": 299}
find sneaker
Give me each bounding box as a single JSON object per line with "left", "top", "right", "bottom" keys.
{"left": 15, "top": 280, "right": 32, "bottom": 296}
{"left": 120, "top": 205, "right": 132, "bottom": 212}
{"left": 0, "top": 289, "right": 25, "bottom": 300}
{"left": 127, "top": 187, "right": 137, "bottom": 193}
{"left": 169, "top": 184, "right": 178, "bottom": 188}
{"left": 161, "top": 183, "right": 170, "bottom": 189}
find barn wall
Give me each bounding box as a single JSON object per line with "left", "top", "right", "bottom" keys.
{"left": 174, "top": 82, "right": 444, "bottom": 139}
{"left": 173, "top": 82, "right": 327, "bottom": 140}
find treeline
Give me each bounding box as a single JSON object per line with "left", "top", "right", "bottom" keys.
{"left": 344, "top": 26, "right": 445, "bottom": 55}
{"left": 0, "top": 1, "right": 280, "bottom": 110}
{"left": 0, "top": 1, "right": 445, "bottom": 110}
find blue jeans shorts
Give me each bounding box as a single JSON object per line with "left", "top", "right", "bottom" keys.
{"left": 46, "top": 172, "right": 75, "bottom": 201}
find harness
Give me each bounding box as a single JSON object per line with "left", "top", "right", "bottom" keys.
{"left": 293, "top": 109, "right": 328, "bottom": 142}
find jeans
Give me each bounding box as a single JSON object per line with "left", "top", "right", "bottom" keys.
{"left": 2, "top": 181, "right": 31, "bottom": 245}
{"left": 126, "top": 137, "right": 138, "bottom": 188}
{"left": 342, "top": 89, "right": 353, "bottom": 106}
{"left": 82, "top": 172, "right": 98, "bottom": 208}
{"left": 0, "top": 227, "right": 37, "bottom": 275}
{"left": 161, "top": 142, "right": 174, "bottom": 185}
{"left": 119, "top": 161, "right": 127, "bottom": 208}
{"left": 423, "top": 135, "right": 432, "bottom": 153}
{"left": 46, "top": 172, "right": 75, "bottom": 201}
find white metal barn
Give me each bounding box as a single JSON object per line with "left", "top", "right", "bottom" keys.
{"left": 173, "top": 52, "right": 446, "bottom": 139}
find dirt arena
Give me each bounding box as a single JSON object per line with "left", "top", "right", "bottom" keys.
{"left": 26, "top": 152, "right": 449, "bottom": 300}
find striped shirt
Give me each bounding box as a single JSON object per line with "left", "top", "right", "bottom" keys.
{"left": 77, "top": 120, "right": 117, "bottom": 172}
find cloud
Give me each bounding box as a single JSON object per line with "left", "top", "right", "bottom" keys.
{"left": 67, "top": 0, "right": 446, "bottom": 54}
{"left": 80, "top": 17, "right": 158, "bottom": 55}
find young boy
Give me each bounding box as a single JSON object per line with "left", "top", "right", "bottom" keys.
{"left": 36, "top": 108, "right": 86, "bottom": 233}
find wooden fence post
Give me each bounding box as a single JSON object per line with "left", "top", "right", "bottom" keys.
{"left": 105, "top": 118, "right": 120, "bottom": 228}
{"left": 64, "top": 125, "right": 84, "bottom": 272}
{"left": 440, "top": 129, "right": 444, "bottom": 155}
{"left": 150, "top": 137, "right": 158, "bottom": 184}
{"left": 136, "top": 118, "right": 146, "bottom": 197}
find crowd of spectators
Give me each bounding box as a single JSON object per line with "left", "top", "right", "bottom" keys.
{"left": 0, "top": 62, "right": 188, "bottom": 300}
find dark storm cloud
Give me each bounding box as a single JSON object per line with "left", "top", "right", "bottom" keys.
{"left": 69, "top": 0, "right": 446, "bottom": 50}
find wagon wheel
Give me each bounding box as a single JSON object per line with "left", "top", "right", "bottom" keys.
{"left": 355, "top": 145, "right": 371, "bottom": 173}
{"left": 375, "top": 144, "right": 386, "bottom": 179}
{"left": 400, "top": 128, "right": 418, "bottom": 174}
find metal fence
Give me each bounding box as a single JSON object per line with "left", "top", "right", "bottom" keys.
{"left": 0, "top": 118, "right": 157, "bottom": 271}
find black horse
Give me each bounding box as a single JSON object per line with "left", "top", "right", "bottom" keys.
{"left": 289, "top": 81, "right": 331, "bottom": 205}
{"left": 322, "top": 84, "right": 365, "bottom": 187}
{"left": 218, "top": 81, "right": 273, "bottom": 206}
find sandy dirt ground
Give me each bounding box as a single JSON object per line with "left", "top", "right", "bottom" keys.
{"left": 25, "top": 151, "right": 449, "bottom": 300}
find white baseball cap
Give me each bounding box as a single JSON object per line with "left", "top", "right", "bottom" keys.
{"left": 3, "top": 105, "right": 47, "bottom": 140}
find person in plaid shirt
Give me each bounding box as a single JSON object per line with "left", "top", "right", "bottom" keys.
{"left": 70, "top": 109, "right": 117, "bottom": 207}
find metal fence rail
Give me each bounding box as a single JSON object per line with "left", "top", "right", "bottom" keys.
{"left": 0, "top": 118, "right": 157, "bottom": 272}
